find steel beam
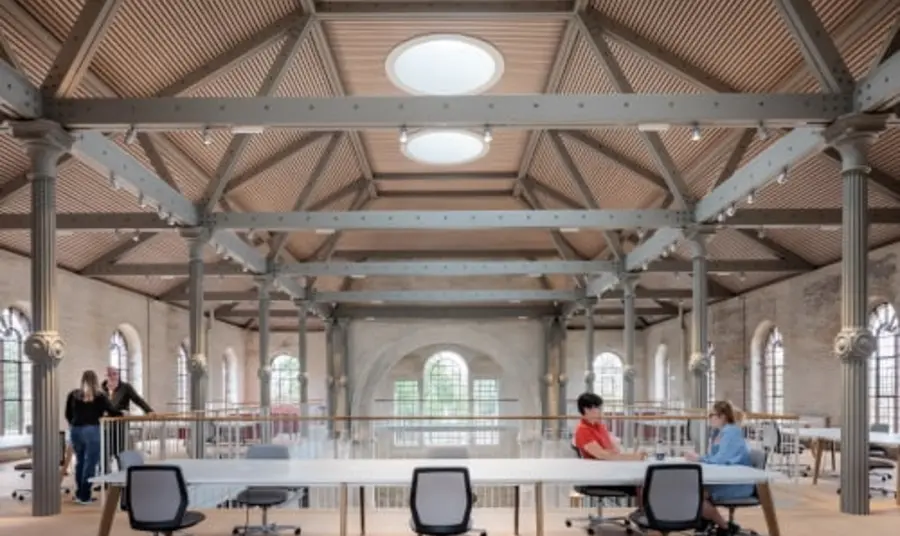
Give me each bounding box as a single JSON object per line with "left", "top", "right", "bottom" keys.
{"left": 279, "top": 260, "right": 618, "bottom": 277}
{"left": 373, "top": 171, "right": 518, "bottom": 181}
{"left": 82, "top": 262, "right": 247, "bottom": 277}
{"left": 212, "top": 209, "right": 690, "bottom": 231}
{"left": 47, "top": 94, "right": 851, "bottom": 131}
{"left": 223, "top": 305, "right": 670, "bottom": 319}
{"left": 856, "top": 49, "right": 900, "bottom": 111}
{"left": 313, "top": 1, "right": 576, "bottom": 20}
{"left": 0, "top": 212, "right": 169, "bottom": 230}
{"left": 333, "top": 249, "right": 561, "bottom": 260}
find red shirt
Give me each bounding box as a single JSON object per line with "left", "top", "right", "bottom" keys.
{"left": 574, "top": 418, "right": 616, "bottom": 459}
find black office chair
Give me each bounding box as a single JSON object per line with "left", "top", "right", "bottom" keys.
{"left": 126, "top": 465, "right": 206, "bottom": 536}
{"left": 409, "top": 466, "right": 486, "bottom": 536}
{"left": 231, "top": 444, "right": 302, "bottom": 535}
{"left": 563, "top": 445, "right": 634, "bottom": 535}
{"left": 12, "top": 431, "right": 71, "bottom": 500}
{"left": 711, "top": 448, "right": 766, "bottom": 536}
{"left": 837, "top": 424, "right": 897, "bottom": 498}
{"left": 629, "top": 464, "right": 705, "bottom": 535}
{"left": 117, "top": 450, "right": 145, "bottom": 511}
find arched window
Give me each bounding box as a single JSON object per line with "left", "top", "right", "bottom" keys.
{"left": 763, "top": 328, "right": 785, "bottom": 414}
{"left": 868, "top": 303, "right": 899, "bottom": 432}
{"left": 593, "top": 352, "right": 624, "bottom": 406}
{"left": 422, "top": 351, "right": 469, "bottom": 445}
{"left": 175, "top": 345, "right": 189, "bottom": 412}
{"left": 1, "top": 307, "right": 31, "bottom": 435}
{"left": 109, "top": 330, "right": 130, "bottom": 384}
{"left": 270, "top": 354, "right": 300, "bottom": 406}
{"left": 222, "top": 353, "right": 238, "bottom": 406}
{"left": 708, "top": 342, "right": 716, "bottom": 407}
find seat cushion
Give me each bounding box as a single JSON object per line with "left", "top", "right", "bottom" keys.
{"left": 236, "top": 488, "right": 290, "bottom": 507}
{"left": 712, "top": 497, "right": 760, "bottom": 508}
{"left": 179, "top": 510, "right": 206, "bottom": 529}
{"left": 869, "top": 459, "right": 895, "bottom": 470}
{"left": 408, "top": 518, "right": 472, "bottom": 533}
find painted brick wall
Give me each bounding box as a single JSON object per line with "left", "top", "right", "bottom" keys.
{"left": 643, "top": 239, "right": 900, "bottom": 425}
{"left": 0, "top": 249, "right": 249, "bottom": 425}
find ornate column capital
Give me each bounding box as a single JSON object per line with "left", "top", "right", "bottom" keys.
{"left": 619, "top": 274, "right": 637, "bottom": 296}
{"left": 24, "top": 331, "right": 65, "bottom": 365}
{"left": 834, "top": 327, "right": 875, "bottom": 363}
{"left": 689, "top": 352, "right": 710, "bottom": 373}
{"left": 826, "top": 114, "right": 887, "bottom": 173}
{"left": 622, "top": 365, "right": 637, "bottom": 380}
{"left": 12, "top": 120, "right": 71, "bottom": 177}
{"left": 583, "top": 370, "right": 596, "bottom": 384}
{"left": 188, "top": 352, "right": 208, "bottom": 374}
{"left": 257, "top": 364, "right": 272, "bottom": 380}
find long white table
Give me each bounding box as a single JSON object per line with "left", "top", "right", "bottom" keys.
{"left": 0, "top": 434, "right": 31, "bottom": 451}
{"left": 796, "top": 427, "right": 900, "bottom": 502}
{"left": 92, "top": 458, "right": 780, "bottom": 536}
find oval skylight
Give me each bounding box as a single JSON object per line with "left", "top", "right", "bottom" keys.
{"left": 402, "top": 130, "right": 489, "bottom": 166}
{"left": 386, "top": 34, "right": 504, "bottom": 95}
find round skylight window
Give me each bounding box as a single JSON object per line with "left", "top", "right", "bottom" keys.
{"left": 386, "top": 34, "right": 504, "bottom": 95}
{"left": 402, "top": 130, "right": 489, "bottom": 166}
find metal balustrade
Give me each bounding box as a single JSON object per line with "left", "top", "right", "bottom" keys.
{"left": 98, "top": 406, "right": 801, "bottom": 512}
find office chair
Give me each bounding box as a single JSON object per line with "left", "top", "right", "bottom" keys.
{"left": 12, "top": 431, "right": 71, "bottom": 500}
{"left": 126, "top": 465, "right": 206, "bottom": 536}
{"left": 563, "top": 446, "right": 634, "bottom": 535}
{"left": 409, "top": 466, "right": 486, "bottom": 536}
{"left": 837, "top": 424, "right": 897, "bottom": 498}
{"left": 760, "top": 421, "right": 808, "bottom": 477}
{"left": 231, "top": 444, "right": 303, "bottom": 536}
{"left": 710, "top": 448, "right": 766, "bottom": 536}
{"left": 117, "top": 450, "right": 145, "bottom": 511}
{"left": 628, "top": 464, "right": 705, "bottom": 535}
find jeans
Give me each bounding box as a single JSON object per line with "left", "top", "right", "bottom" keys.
{"left": 71, "top": 425, "right": 100, "bottom": 502}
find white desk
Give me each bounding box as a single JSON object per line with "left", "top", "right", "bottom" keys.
{"left": 0, "top": 434, "right": 31, "bottom": 451}
{"left": 92, "top": 457, "right": 779, "bottom": 536}
{"left": 796, "top": 427, "right": 900, "bottom": 501}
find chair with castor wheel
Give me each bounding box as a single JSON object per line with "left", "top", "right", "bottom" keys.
{"left": 12, "top": 431, "right": 72, "bottom": 501}
{"left": 563, "top": 445, "right": 635, "bottom": 535}
{"left": 409, "top": 466, "right": 487, "bottom": 536}
{"left": 126, "top": 465, "right": 206, "bottom": 536}
{"left": 710, "top": 448, "right": 767, "bottom": 536}
{"left": 628, "top": 464, "right": 707, "bottom": 535}
{"left": 231, "top": 444, "right": 303, "bottom": 536}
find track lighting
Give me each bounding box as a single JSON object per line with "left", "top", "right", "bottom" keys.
{"left": 201, "top": 127, "right": 213, "bottom": 146}
{"left": 756, "top": 123, "right": 768, "bottom": 141}
{"left": 482, "top": 126, "right": 492, "bottom": 144}
{"left": 775, "top": 167, "right": 788, "bottom": 185}
{"left": 746, "top": 191, "right": 755, "bottom": 205}
{"left": 137, "top": 193, "right": 147, "bottom": 209}
{"left": 725, "top": 204, "right": 736, "bottom": 217}
{"left": 757, "top": 229, "right": 765, "bottom": 239}
{"left": 109, "top": 172, "right": 120, "bottom": 190}
{"left": 636, "top": 228, "right": 645, "bottom": 239}
{"left": 124, "top": 126, "right": 137, "bottom": 145}
{"left": 399, "top": 126, "right": 409, "bottom": 145}
{"left": 717, "top": 212, "right": 725, "bottom": 223}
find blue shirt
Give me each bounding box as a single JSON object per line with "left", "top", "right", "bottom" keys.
{"left": 701, "top": 424, "right": 751, "bottom": 466}
{"left": 701, "top": 424, "right": 755, "bottom": 500}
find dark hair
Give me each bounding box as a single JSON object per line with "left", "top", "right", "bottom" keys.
{"left": 710, "top": 400, "right": 738, "bottom": 424}
{"left": 576, "top": 392, "right": 603, "bottom": 415}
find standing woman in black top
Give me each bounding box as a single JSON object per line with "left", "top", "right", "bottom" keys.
{"left": 65, "top": 370, "right": 116, "bottom": 504}
{"left": 102, "top": 366, "right": 154, "bottom": 469}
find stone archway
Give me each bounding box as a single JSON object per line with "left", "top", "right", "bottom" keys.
{"left": 351, "top": 324, "right": 541, "bottom": 417}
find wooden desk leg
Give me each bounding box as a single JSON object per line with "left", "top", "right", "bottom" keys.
{"left": 339, "top": 483, "right": 348, "bottom": 536}
{"left": 359, "top": 486, "right": 366, "bottom": 535}
{"left": 513, "top": 485, "right": 520, "bottom": 536}
{"left": 756, "top": 483, "right": 780, "bottom": 536}
{"left": 534, "top": 482, "right": 544, "bottom": 536}
{"left": 97, "top": 486, "right": 120, "bottom": 536}
{"left": 811, "top": 439, "right": 824, "bottom": 485}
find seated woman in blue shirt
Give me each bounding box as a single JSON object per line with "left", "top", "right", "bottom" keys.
{"left": 685, "top": 400, "right": 753, "bottom": 536}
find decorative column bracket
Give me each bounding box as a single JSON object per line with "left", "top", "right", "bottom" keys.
{"left": 581, "top": 298, "right": 597, "bottom": 393}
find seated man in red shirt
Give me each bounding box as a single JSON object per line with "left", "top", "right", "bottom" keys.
{"left": 574, "top": 393, "right": 646, "bottom": 462}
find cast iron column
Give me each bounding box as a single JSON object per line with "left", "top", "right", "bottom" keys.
{"left": 18, "top": 122, "right": 69, "bottom": 516}
{"left": 583, "top": 299, "right": 596, "bottom": 393}
{"left": 689, "top": 234, "right": 710, "bottom": 454}
{"left": 338, "top": 318, "right": 352, "bottom": 438}
{"left": 833, "top": 131, "right": 878, "bottom": 515}
{"left": 541, "top": 316, "right": 553, "bottom": 437}
{"left": 256, "top": 276, "right": 273, "bottom": 442}
{"left": 324, "top": 317, "right": 336, "bottom": 437}
{"left": 622, "top": 276, "right": 637, "bottom": 448}
{"left": 555, "top": 316, "right": 568, "bottom": 439}
{"left": 295, "top": 300, "right": 309, "bottom": 437}
{"left": 183, "top": 229, "right": 209, "bottom": 458}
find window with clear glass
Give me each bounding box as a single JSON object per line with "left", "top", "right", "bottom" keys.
{"left": 708, "top": 342, "right": 716, "bottom": 407}
{"left": 472, "top": 378, "right": 499, "bottom": 445}
{"left": 109, "top": 330, "right": 130, "bottom": 384}
{"left": 422, "top": 351, "right": 469, "bottom": 445}
{"left": 271, "top": 354, "right": 300, "bottom": 406}
{"left": 764, "top": 328, "right": 785, "bottom": 414}
{"left": 1, "top": 307, "right": 31, "bottom": 435}
{"left": 592, "top": 352, "right": 624, "bottom": 406}
{"left": 868, "top": 303, "right": 898, "bottom": 433}
{"left": 392, "top": 379, "right": 419, "bottom": 446}
{"left": 175, "top": 345, "right": 189, "bottom": 412}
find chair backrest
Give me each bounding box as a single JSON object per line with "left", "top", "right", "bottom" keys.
{"left": 641, "top": 464, "right": 704, "bottom": 532}
{"left": 871, "top": 423, "right": 890, "bottom": 433}
{"left": 126, "top": 465, "right": 189, "bottom": 530}
{"left": 410, "top": 467, "right": 473, "bottom": 535}
{"left": 246, "top": 443, "right": 291, "bottom": 460}
{"left": 426, "top": 446, "right": 470, "bottom": 459}
{"left": 748, "top": 448, "right": 767, "bottom": 470}
{"left": 760, "top": 421, "right": 780, "bottom": 450}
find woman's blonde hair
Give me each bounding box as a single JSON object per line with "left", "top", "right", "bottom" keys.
{"left": 81, "top": 370, "right": 99, "bottom": 401}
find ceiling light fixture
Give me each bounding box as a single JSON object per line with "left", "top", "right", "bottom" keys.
{"left": 386, "top": 34, "right": 504, "bottom": 96}
{"left": 690, "top": 123, "right": 702, "bottom": 142}
{"left": 402, "top": 129, "right": 489, "bottom": 166}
